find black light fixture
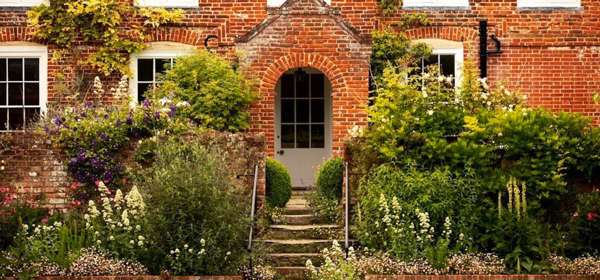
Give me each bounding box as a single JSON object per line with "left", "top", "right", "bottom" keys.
{"left": 294, "top": 68, "right": 308, "bottom": 82}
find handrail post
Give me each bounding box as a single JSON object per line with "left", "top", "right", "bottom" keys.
{"left": 344, "top": 161, "right": 350, "bottom": 258}
{"left": 247, "top": 164, "right": 259, "bottom": 278}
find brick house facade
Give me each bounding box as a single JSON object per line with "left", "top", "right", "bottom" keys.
{"left": 1, "top": 0, "right": 599, "bottom": 203}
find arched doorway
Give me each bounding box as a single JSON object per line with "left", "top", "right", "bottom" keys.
{"left": 274, "top": 67, "right": 332, "bottom": 187}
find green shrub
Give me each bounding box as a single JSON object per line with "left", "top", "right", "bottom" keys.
{"left": 136, "top": 138, "right": 249, "bottom": 275}
{"left": 266, "top": 158, "right": 292, "bottom": 208}
{"left": 0, "top": 194, "right": 48, "bottom": 250}
{"left": 356, "top": 165, "right": 480, "bottom": 264}
{"left": 315, "top": 157, "right": 344, "bottom": 200}
{"left": 155, "top": 51, "right": 258, "bottom": 132}
{"left": 568, "top": 191, "right": 600, "bottom": 255}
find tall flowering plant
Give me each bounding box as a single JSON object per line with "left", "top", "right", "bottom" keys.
{"left": 84, "top": 182, "right": 148, "bottom": 261}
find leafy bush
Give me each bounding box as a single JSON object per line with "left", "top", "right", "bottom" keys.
{"left": 308, "top": 191, "right": 340, "bottom": 224}
{"left": 315, "top": 157, "right": 344, "bottom": 200}
{"left": 356, "top": 166, "right": 479, "bottom": 265}
{"left": 0, "top": 193, "right": 48, "bottom": 250}
{"left": 568, "top": 191, "right": 600, "bottom": 255}
{"left": 155, "top": 51, "right": 258, "bottom": 132}
{"left": 265, "top": 158, "right": 292, "bottom": 208}
{"left": 136, "top": 138, "right": 249, "bottom": 275}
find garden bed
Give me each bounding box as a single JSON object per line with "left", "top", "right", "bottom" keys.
{"left": 7, "top": 276, "right": 241, "bottom": 280}
{"left": 366, "top": 275, "right": 600, "bottom": 280}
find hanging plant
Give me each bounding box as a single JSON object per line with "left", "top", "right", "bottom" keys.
{"left": 27, "top": 0, "right": 183, "bottom": 76}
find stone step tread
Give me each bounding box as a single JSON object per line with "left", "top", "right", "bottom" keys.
{"left": 259, "top": 239, "right": 339, "bottom": 244}
{"left": 268, "top": 253, "right": 321, "bottom": 257}
{"left": 270, "top": 224, "right": 339, "bottom": 230}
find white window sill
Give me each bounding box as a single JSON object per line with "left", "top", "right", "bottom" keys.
{"left": 0, "top": 0, "right": 48, "bottom": 7}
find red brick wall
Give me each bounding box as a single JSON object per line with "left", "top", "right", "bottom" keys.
{"left": 333, "top": 0, "right": 600, "bottom": 124}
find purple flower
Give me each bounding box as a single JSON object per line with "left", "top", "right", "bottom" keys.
{"left": 85, "top": 101, "right": 93, "bottom": 108}
{"left": 100, "top": 132, "right": 109, "bottom": 141}
{"left": 143, "top": 100, "right": 151, "bottom": 108}
{"left": 169, "top": 105, "right": 177, "bottom": 118}
{"left": 52, "top": 117, "right": 63, "bottom": 126}
{"left": 155, "top": 111, "right": 161, "bottom": 118}
{"left": 126, "top": 115, "right": 133, "bottom": 125}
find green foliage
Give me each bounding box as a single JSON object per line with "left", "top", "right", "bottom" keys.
{"left": 27, "top": 0, "right": 182, "bottom": 75}
{"left": 136, "top": 138, "right": 249, "bottom": 275}
{"left": 308, "top": 191, "right": 340, "bottom": 224}
{"left": 315, "top": 157, "right": 344, "bottom": 200}
{"left": 356, "top": 166, "right": 478, "bottom": 264}
{"left": 568, "top": 191, "right": 600, "bottom": 255}
{"left": 154, "top": 51, "right": 258, "bottom": 132}
{"left": 0, "top": 195, "right": 48, "bottom": 251}
{"left": 266, "top": 158, "right": 292, "bottom": 208}
{"left": 371, "top": 29, "right": 431, "bottom": 80}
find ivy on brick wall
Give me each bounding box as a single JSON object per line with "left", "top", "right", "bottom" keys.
{"left": 27, "top": 0, "right": 183, "bottom": 75}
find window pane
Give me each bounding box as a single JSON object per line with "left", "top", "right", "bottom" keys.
{"left": 281, "top": 100, "right": 294, "bottom": 123}
{"left": 155, "top": 58, "right": 170, "bottom": 79}
{"left": 296, "top": 125, "right": 310, "bottom": 148}
{"left": 8, "top": 59, "right": 22, "bottom": 81}
{"left": 24, "top": 83, "right": 39, "bottom": 105}
{"left": 296, "top": 99, "right": 309, "bottom": 123}
{"left": 311, "top": 74, "right": 324, "bottom": 98}
{"left": 0, "top": 108, "right": 6, "bottom": 130}
{"left": 281, "top": 74, "right": 294, "bottom": 98}
{"left": 25, "top": 108, "right": 40, "bottom": 127}
{"left": 281, "top": 124, "right": 295, "bottom": 148}
{"left": 311, "top": 125, "right": 325, "bottom": 148}
{"left": 0, "top": 59, "right": 5, "bottom": 81}
{"left": 311, "top": 99, "right": 324, "bottom": 123}
{"left": 9, "top": 108, "right": 23, "bottom": 130}
{"left": 8, "top": 83, "right": 23, "bottom": 105}
{"left": 137, "top": 59, "right": 154, "bottom": 82}
{"left": 0, "top": 83, "right": 5, "bottom": 106}
{"left": 138, "top": 83, "right": 152, "bottom": 103}
{"left": 24, "top": 58, "right": 39, "bottom": 81}
{"left": 440, "top": 55, "right": 455, "bottom": 77}
{"left": 423, "top": 55, "right": 437, "bottom": 73}
{"left": 296, "top": 74, "right": 309, "bottom": 98}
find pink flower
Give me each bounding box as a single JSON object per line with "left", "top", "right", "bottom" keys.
{"left": 586, "top": 212, "right": 599, "bottom": 222}
{"left": 70, "top": 182, "right": 80, "bottom": 191}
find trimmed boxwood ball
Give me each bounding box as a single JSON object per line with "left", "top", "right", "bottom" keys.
{"left": 316, "top": 157, "right": 344, "bottom": 199}
{"left": 266, "top": 158, "right": 292, "bottom": 208}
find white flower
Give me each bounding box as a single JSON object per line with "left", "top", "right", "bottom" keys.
{"left": 135, "top": 225, "right": 141, "bottom": 231}
{"left": 114, "top": 189, "right": 123, "bottom": 204}
{"left": 427, "top": 110, "right": 434, "bottom": 116}
{"left": 130, "top": 240, "right": 135, "bottom": 245}
{"left": 138, "top": 241, "right": 144, "bottom": 246}
{"left": 170, "top": 250, "right": 175, "bottom": 255}
{"left": 199, "top": 249, "right": 205, "bottom": 255}
{"left": 200, "top": 239, "right": 206, "bottom": 246}
{"left": 22, "top": 224, "right": 29, "bottom": 231}
{"left": 184, "top": 244, "right": 188, "bottom": 249}
{"left": 159, "top": 97, "right": 171, "bottom": 106}
{"left": 188, "top": 249, "right": 193, "bottom": 253}
{"left": 96, "top": 240, "right": 102, "bottom": 244}
{"left": 109, "top": 235, "right": 115, "bottom": 241}
{"left": 138, "top": 236, "right": 145, "bottom": 241}
{"left": 176, "top": 101, "right": 190, "bottom": 107}
{"left": 174, "top": 248, "right": 180, "bottom": 254}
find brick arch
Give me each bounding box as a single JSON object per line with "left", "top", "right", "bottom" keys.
{"left": 405, "top": 26, "right": 479, "bottom": 61}
{"left": 145, "top": 27, "right": 215, "bottom": 47}
{"left": 259, "top": 52, "right": 348, "bottom": 97}
{"left": 405, "top": 26, "right": 478, "bottom": 42}
{"left": 0, "top": 27, "right": 40, "bottom": 43}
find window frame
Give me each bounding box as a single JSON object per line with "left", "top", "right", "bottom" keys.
{"left": 403, "top": 0, "right": 470, "bottom": 9}
{"left": 0, "top": 0, "right": 48, "bottom": 7}
{"left": 418, "top": 47, "right": 464, "bottom": 88}
{"left": 517, "top": 0, "right": 581, "bottom": 9}
{"left": 129, "top": 44, "right": 196, "bottom": 106}
{"left": 0, "top": 44, "right": 48, "bottom": 132}
{"left": 134, "top": 0, "right": 198, "bottom": 8}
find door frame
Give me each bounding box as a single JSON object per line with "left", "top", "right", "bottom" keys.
{"left": 274, "top": 67, "right": 333, "bottom": 186}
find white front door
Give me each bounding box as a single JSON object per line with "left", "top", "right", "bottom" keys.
{"left": 275, "top": 69, "right": 332, "bottom": 187}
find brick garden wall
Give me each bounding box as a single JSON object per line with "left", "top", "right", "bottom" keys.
{"left": 366, "top": 275, "right": 600, "bottom": 280}
{"left": 10, "top": 276, "right": 241, "bottom": 280}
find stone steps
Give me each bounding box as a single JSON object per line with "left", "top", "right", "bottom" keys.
{"left": 273, "top": 214, "right": 325, "bottom": 225}
{"left": 267, "top": 224, "right": 341, "bottom": 240}
{"left": 260, "top": 239, "right": 335, "bottom": 253}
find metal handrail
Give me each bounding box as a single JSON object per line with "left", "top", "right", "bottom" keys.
{"left": 344, "top": 161, "right": 350, "bottom": 258}
{"left": 247, "top": 164, "right": 259, "bottom": 278}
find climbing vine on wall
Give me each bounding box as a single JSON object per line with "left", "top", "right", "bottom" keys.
{"left": 27, "top": 0, "right": 183, "bottom": 75}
